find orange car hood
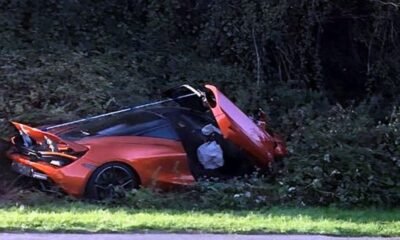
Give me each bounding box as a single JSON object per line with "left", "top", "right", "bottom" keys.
{"left": 11, "top": 121, "right": 88, "bottom": 152}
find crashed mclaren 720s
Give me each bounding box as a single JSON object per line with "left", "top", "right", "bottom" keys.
{"left": 6, "top": 84, "right": 287, "bottom": 200}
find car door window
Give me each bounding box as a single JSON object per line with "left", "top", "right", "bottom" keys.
{"left": 139, "top": 120, "right": 180, "bottom": 140}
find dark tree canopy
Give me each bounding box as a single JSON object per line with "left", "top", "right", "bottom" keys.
{"left": 1, "top": 0, "right": 400, "bottom": 103}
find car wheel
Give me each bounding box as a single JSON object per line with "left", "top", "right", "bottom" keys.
{"left": 86, "top": 162, "right": 139, "bottom": 200}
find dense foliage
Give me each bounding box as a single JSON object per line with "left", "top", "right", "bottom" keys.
{"left": 1, "top": 0, "right": 400, "bottom": 207}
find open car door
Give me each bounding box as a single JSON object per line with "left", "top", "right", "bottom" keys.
{"left": 163, "top": 84, "right": 208, "bottom": 112}
{"left": 165, "top": 84, "right": 281, "bottom": 168}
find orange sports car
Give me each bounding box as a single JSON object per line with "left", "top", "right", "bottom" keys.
{"left": 6, "top": 84, "right": 286, "bottom": 200}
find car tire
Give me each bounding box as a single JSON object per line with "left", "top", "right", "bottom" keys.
{"left": 85, "top": 162, "right": 139, "bottom": 200}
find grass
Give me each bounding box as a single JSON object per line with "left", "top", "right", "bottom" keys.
{"left": 0, "top": 202, "right": 399, "bottom": 236}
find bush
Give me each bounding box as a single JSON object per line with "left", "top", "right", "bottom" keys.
{"left": 0, "top": 50, "right": 116, "bottom": 136}
{"left": 0, "top": 139, "right": 13, "bottom": 185}
{"left": 278, "top": 105, "right": 400, "bottom": 207}
{"left": 111, "top": 174, "right": 281, "bottom": 210}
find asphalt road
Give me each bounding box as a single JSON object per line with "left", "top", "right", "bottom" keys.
{"left": 1, "top": 233, "right": 399, "bottom": 240}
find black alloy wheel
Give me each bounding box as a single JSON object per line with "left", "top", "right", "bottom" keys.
{"left": 86, "top": 163, "right": 139, "bottom": 200}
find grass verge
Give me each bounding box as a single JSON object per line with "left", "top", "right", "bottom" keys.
{"left": 0, "top": 203, "right": 399, "bottom": 236}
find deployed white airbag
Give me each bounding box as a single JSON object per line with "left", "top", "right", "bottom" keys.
{"left": 201, "top": 123, "right": 222, "bottom": 136}
{"left": 197, "top": 124, "right": 224, "bottom": 169}
{"left": 197, "top": 141, "right": 224, "bottom": 169}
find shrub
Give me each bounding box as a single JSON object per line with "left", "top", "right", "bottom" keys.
{"left": 278, "top": 105, "right": 400, "bottom": 207}
{"left": 0, "top": 50, "right": 116, "bottom": 136}
{"left": 115, "top": 174, "right": 281, "bottom": 210}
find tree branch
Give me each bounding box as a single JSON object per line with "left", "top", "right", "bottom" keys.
{"left": 372, "top": 0, "right": 400, "bottom": 9}
{"left": 252, "top": 25, "right": 261, "bottom": 87}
